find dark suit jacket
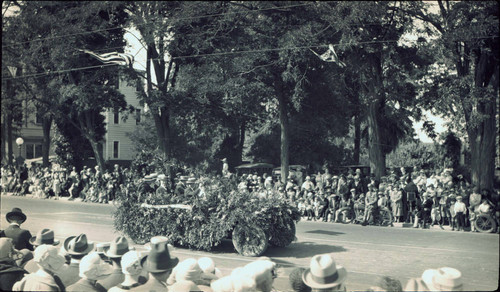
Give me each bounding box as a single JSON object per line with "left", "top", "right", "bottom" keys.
{"left": 1, "top": 224, "right": 33, "bottom": 251}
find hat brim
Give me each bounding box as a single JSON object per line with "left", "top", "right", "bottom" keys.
{"left": 29, "top": 236, "right": 60, "bottom": 246}
{"left": 302, "top": 266, "right": 347, "bottom": 289}
{"left": 6, "top": 211, "right": 27, "bottom": 224}
{"left": 63, "top": 236, "right": 95, "bottom": 255}
{"left": 141, "top": 255, "right": 179, "bottom": 273}
{"left": 103, "top": 247, "right": 129, "bottom": 258}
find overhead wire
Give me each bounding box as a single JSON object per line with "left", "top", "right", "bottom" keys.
{"left": 2, "top": 2, "right": 314, "bottom": 48}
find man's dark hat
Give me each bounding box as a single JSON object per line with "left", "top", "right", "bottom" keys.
{"left": 64, "top": 234, "right": 94, "bottom": 255}
{"left": 141, "top": 241, "right": 179, "bottom": 272}
{"left": 104, "top": 236, "right": 129, "bottom": 258}
{"left": 6, "top": 207, "right": 27, "bottom": 223}
{"left": 30, "top": 228, "right": 60, "bottom": 246}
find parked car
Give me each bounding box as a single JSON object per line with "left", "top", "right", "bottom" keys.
{"left": 234, "top": 162, "right": 274, "bottom": 177}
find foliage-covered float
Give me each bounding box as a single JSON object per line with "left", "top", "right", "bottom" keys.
{"left": 113, "top": 177, "right": 301, "bottom": 256}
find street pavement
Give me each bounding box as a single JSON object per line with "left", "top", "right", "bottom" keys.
{"left": 1, "top": 194, "right": 499, "bottom": 291}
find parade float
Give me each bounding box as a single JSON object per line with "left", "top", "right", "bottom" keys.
{"left": 113, "top": 176, "right": 301, "bottom": 256}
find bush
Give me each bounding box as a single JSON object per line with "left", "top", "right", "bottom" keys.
{"left": 113, "top": 177, "right": 301, "bottom": 251}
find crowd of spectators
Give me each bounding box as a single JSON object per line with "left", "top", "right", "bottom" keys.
{"left": 1, "top": 208, "right": 466, "bottom": 292}
{"left": 1, "top": 163, "right": 499, "bottom": 233}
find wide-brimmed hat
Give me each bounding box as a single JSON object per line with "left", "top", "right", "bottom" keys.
{"left": 422, "top": 267, "right": 463, "bottom": 291}
{"left": 104, "top": 236, "right": 129, "bottom": 258}
{"left": 302, "top": 254, "right": 347, "bottom": 289}
{"left": 64, "top": 234, "right": 95, "bottom": 255}
{"left": 6, "top": 207, "right": 27, "bottom": 224}
{"left": 141, "top": 241, "right": 178, "bottom": 272}
{"left": 175, "top": 258, "right": 203, "bottom": 282}
{"left": 30, "top": 228, "right": 60, "bottom": 246}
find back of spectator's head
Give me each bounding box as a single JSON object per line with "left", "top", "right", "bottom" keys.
{"left": 121, "top": 250, "right": 143, "bottom": 276}
{"left": 79, "top": 252, "right": 112, "bottom": 280}
{"left": 370, "top": 276, "right": 402, "bottom": 292}
{"left": 289, "top": 267, "right": 311, "bottom": 292}
{"left": 34, "top": 244, "right": 66, "bottom": 273}
{"left": 0, "top": 238, "right": 21, "bottom": 262}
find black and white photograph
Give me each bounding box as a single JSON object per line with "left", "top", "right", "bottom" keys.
{"left": 1, "top": 1, "right": 499, "bottom": 291}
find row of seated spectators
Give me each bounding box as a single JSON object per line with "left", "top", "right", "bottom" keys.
{"left": 1, "top": 207, "right": 465, "bottom": 291}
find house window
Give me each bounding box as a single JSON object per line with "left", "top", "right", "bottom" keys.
{"left": 35, "top": 111, "right": 43, "bottom": 125}
{"left": 136, "top": 109, "right": 141, "bottom": 125}
{"left": 114, "top": 108, "right": 119, "bottom": 124}
{"left": 113, "top": 141, "right": 119, "bottom": 159}
{"left": 25, "top": 144, "right": 43, "bottom": 159}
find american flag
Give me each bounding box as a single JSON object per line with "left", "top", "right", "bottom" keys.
{"left": 79, "top": 49, "right": 134, "bottom": 68}
{"left": 310, "top": 44, "right": 346, "bottom": 67}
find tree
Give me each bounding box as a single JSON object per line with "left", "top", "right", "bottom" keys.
{"left": 408, "top": 1, "right": 499, "bottom": 190}
{"left": 316, "top": 2, "right": 430, "bottom": 179}
{"left": 3, "top": 1, "right": 129, "bottom": 170}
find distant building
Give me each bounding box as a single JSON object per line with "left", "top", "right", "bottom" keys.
{"left": 1, "top": 74, "right": 144, "bottom": 167}
{"left": 101, "top": 76, "right": 144, "bottom": 165}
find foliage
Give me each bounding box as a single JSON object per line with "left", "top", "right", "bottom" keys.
{"left": 386, "top": 139, "right": 439, "bottom": 170}
{"left": 438, "top": 132, "right": 462, "bottom": 170}
{"left": 114, "top": 177, "right": 301, "bottom": 251}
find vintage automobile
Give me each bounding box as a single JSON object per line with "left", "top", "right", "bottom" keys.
{"left": 114, "top": 177, "right": 300, "bottom": 257}
{"left": 234, "top": 162, "right": 275, "bottom": 177}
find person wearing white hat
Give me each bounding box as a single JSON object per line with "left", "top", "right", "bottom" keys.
{"left": 453, "top": 196, "right": 467, "bottom": 231}
{"left": 66, "top": 252, "right": 112, "bottom": 292}
{"left": 108, "top": 251, "right": 146, "bottom": 292}
{"left": 198, "top": 257, "right": 223, "bottom": 280}
{"left": 302, "top": 254, "right": 347, "bottom": 292}
{"left": 404, "top": 267, "right": 463, "bottom": 291}
{"left": 13, "top": 245, "right": 66, "bottom": 291}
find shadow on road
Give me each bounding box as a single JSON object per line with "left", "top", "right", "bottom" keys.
{"left": 305, "top": 229, "right": 345, "bottom": 236}
{"left": 265, "top": 241, "right": 347, "bottom": 258}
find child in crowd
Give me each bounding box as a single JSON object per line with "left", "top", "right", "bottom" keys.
{"left": 305, "top": 198, "right": 314, "bottom": 221}
{"left": 297, "top": 199, "right": 307, "bottom": 217}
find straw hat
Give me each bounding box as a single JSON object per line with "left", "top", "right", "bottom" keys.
{"left": 421, "top": 267, "right": 463, "bottom": 291}
{"left": 302, "top": 254, "right": 347, "bottom": 289}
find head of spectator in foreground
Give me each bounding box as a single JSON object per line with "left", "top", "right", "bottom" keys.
{"left": 141, "top": 239, "right": 179, "bottom": 282}
{"left": 33, "top": 244, "right": 66, "bottom": 274}
{"left": 0, "top": 238, "right": 23, "bottom": 264}
{"left": 64, "top": 233, "right": 94, "bottom": 259}
{"left": 79, "top": 252, "right": 113, "bottom": 280}
{"left": 121, "top": 250, "right": 144, "bottom": 276}
{"left": 198, "top": 256, "right": 223, "bottom": 279}
{"left": 104, "top": 236, "right": 130, "bottom": 267}
{"left": 6, "top": 207, "right": 27, "bottom": 225}
{"left": 289, "top": 267, "right": 311, "bottom": 292}
{"left": 302, "top": 254, "right": 347, "bottom": 292}
{"left": 367, "top": 276, "right": 403, "bottom": 292}
{"left": 405, "top": 267, "right": 463, "bottom": 292}
{"left": 30, "top": 228, "right": 60, "bottom": 248}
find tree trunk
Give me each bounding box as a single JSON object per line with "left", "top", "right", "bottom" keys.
{"left": 6, "top": 112, "right": 13, "bottom": 166}
{"left": 275, "top": 78, "right": 289, "bottom": 184}
{"left": 467, "top": 49, "right": 498, "bottom": 191}
{"left": 236, "top": 120, "right": 246, "bottom": 166}
{"left": 368, "top": 99, "right": 386, "bottom": 180}
{"left": 88, "top": 138, "right": 105, "bottom": 171}
{"left": 353, "top": 113, "right": 361, "bottom": 164}
{"left": 366, "top": 53, "right": 386, "bottom": 180}
{"left": 42, "top": 116, "right": 52, "bottom": 167}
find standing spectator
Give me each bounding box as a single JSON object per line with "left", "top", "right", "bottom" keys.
{"left": 13, "top": 245, "right": 66, "bottom": 291}
{"left": 24, "top": 229, "right": 60, "bottom": 273}
{"left": 221, "top": 158, "right": 229, "bottom": 177}
{"left": 431, "top": 194, "right": 443, "bottom": 228}
{"left": 421, "top": 193, "right": 433, "bottom": 229}
{"left": 362, "top": 188, "right": 379, "bottom": 226}
{"left": 98, "top": 237, "right": 130, "bottom": 290}
{"left": 130, "top": 240, "right": 178, "bottom": 292}
{"left": 0, "top": 238, "right": 28, "bottom": 291}
{"left": 454, "top": 196, "right": 467, "bottom": 231}
{"left": 390, "top": 185, "right": 403, "bottom": 223}
{"left": 1, "top": 208, "right": 33, "bottom": 251}
{"left": 302, "top": 254, "right": 347, "bottom": 292}
{"left": 52, "top": 172, "right": 61, "bottom": 200}
{"left": 449, "top": 196, "right": 457, "bottom": 231}
{"left": 57, "top": 234, "right": 95, "bottom": 287}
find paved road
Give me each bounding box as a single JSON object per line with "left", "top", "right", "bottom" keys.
{"left": 2, "top": 195, "right": 499, "bottom": 291}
